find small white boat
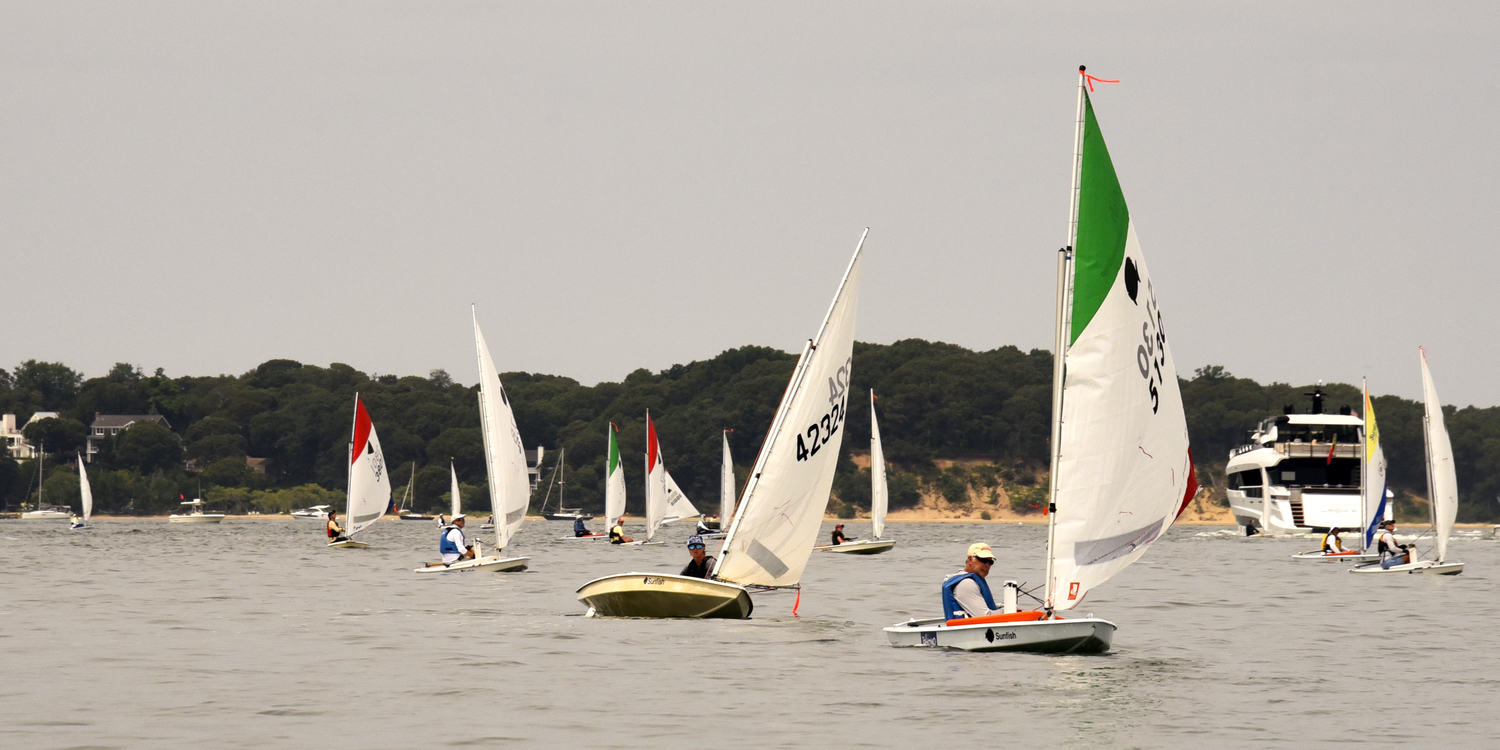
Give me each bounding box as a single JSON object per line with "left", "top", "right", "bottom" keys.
{"left": 889, "top": 72, "right": 1197, "bottom": 654}
{"left": 559, "top": 532, "right": 609, "bottom": 541}
{"left": 21, "top": 450, "right": 70, "bottom": 520}
{"left": 1292, "top": 549, "right": 1378, "bottom": 563}
{"left": 414, "top": 540, "right": 529, "bottom": 573}
{"left": 816, "top": 391, "right": 894, "bottom": 556}
{"left": 579, "top": 231, "right": 865, "bottom": 618}
{"left": 577, "top": 573, "right": 753, "bottom": 619}
{"left": 169, "top": 499, "right": 226, "bottom": 523}
{"left": 70, "top": 452, "right": 92, "bottom": 529}
{"left": 885, "top": 613, "right": 1115, "bottom": 654}
{"left": 290, "top": 505, "right": 331, "bottom": 520}
{"left": 414, "top": 310, "right": 532, "bottom": 571}
{"left": 22, "top": 509, "right": 71, "bottom": 520}
{"left": 815, "top": 538, "right": 896, "bottom": 555}
{"left": 328, "top": 395, "right": 391, "bottom": 548}
{"left": 1350, "top": 349, "right": 1463, "bottom": 576}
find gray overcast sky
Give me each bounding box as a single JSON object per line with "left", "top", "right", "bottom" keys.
{"left": 3, "top": 2, "right": 1495, "bottom": 406}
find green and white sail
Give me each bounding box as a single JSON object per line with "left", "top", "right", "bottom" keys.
{"left": 1046, "top": 83, "right": 1196, "bottom": 611}
{"left": 604, "top": 422, "right": 626, "bottom": 525}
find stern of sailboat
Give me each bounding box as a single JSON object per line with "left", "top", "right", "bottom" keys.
{"left": 577, "top": 573, "right": 753, "bottom": 619}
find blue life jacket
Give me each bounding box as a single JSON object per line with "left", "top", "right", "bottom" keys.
{"left": 439, "top": 527, "right": 463, "bottom": 555}
{"left": 941, "top": 572, "right": 997, "bottom": 620}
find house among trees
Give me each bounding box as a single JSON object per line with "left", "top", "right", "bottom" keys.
{"left": 2, "top": 412, "right": 59, "bottom": 459}
{"left": 86, "top": 413, "right": 171, "bottom": 463}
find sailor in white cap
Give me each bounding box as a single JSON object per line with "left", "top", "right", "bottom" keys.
{"left": 439, "top": 515, "right": 475, "bottom": 564}
{"left": 940, "top": 543, "right": 1004, "bottom": 620}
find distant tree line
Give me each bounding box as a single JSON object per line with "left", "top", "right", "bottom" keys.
{"left": 2, "top": 344, "right": 1497, "bottom": 521}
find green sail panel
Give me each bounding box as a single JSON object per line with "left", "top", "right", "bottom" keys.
{"left": 1071, "top": 91, "right": 1131, "bottom": 346}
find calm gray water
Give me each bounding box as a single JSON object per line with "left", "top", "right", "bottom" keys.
{"left": 2, "top": 518, "right": 1495, "bottom": 749}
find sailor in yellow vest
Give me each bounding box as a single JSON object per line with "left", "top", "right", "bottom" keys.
{"left": 1320, "top": 527, "right": 1345, "bottom": 554}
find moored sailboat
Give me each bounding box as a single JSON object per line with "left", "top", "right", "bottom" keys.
{"left": 415, "top": 309, "right": 530, "bottom": 572}
{"left": 886, "top": 68, "right": 1196, "bottom": 653}
{"left": 815, "top": 390, "right": 893, "bottom": 555}
{"left": 556, "top": 444, "right": 609, "bottom": 541}
{"left": 328, "top": 395, "right": 390, "bottom": 548}
{"left": 577, "top": 230, "right": 866, "bottom": 618}
{"left": 1350, "top": 349, "right": 1464, "bottom": 575}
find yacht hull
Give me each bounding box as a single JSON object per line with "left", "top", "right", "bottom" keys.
{"left": 1350, "top": 560, "right": 1463, "bottom": 575}
{"left": 168, "top": 514, "right": 225, "bottom": 524}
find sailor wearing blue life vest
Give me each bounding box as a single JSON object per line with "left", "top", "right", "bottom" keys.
{"left": 440, "top": 515, "right": 475, "bottom": 564}
{"left": 941, "top": 543, "right": 1003, "bottom": 620}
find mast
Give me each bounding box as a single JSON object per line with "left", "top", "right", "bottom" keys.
{"left": 558, "top": 448, "right": 566, "bottom": 514}
{"left": 1044, "top": 66, "right": 1088, "bottom": 609}
{"left": 1422, "top": 392, "right": 1438, "bottom": 558}
{"left": 345, "top": 394, "right": 358, "bottom": 536}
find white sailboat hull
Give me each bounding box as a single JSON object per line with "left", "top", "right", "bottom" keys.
{"left": 1350, "top": 560, "right": 1464, "bottom": 575}
{"left": 813, "top": 539, "right": 895, "bottom": 555}
{"left": 21, "top": 510, "right": 72, "bottom": 520}
{"left": 884, "top": 615, "right": 1116, "bottom": 654}
{"left": 168, "top": 514, "right": 225, "bottom": 523}
{"left": 577, "top": 573, "right": 754, "bottom": 619}
{"left": 558, "top": 534, "right": 608, "bottom": 541}
{"left": 327, "top": 539, "right": 370, "bottom": 549}
{"left": 1292, "top": 550, "right": 1379, "bottom": 563}
{"left": 414, "top": 555, "right": 529, "bottom": 573}
{"left": 69, "top": 523, "right": 91, "bottom": 530}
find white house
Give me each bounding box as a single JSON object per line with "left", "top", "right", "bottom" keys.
{"left": 85, "top": 413, "right": 172, "bottom": 463}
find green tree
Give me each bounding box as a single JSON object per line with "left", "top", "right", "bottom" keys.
{"left": 22, "top": 416, "right": 88, "bottom": 456}
{"left": 112, "top": 421, "right": 183, "bottom": 474}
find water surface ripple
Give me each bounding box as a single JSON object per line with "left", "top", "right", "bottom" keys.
{"left": 2, "top": 520, "right": 1495, "bottom": 749}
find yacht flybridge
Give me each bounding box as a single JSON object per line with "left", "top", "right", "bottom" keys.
{"left": 1226, "top": 386, "right": 1391, "bottom": 536}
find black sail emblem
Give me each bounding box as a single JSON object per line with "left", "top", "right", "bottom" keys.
{"left": 1124, "top": 257, "right": 1140, "bottom": 304}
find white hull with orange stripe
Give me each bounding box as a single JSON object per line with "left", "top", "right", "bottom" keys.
{"left": 884, "top": 614, "right": 1115, "bottom": 654}
{"left": 1292, "top": 550, "right": 1378, "bottom": 563}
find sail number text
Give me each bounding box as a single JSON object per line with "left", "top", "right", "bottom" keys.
{"left": 795, "top": 358, "right": 852, "bottom": 462}
{"left": 1136, "top": 276, "right": 1166, "bottom": 414}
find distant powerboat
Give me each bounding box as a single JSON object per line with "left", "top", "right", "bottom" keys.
{"left": 169, "top": 499, "right": 225, "bottom": 523}
{"left": 290, "top": 505, "right": 331, "bottom": 520}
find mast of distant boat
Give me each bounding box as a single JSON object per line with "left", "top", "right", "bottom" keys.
{"left": 1359, "top": 379, "right": 1370, "bottom": 552}
{"left": 1044, "top": 66, "right": 1088, "bottom": 609}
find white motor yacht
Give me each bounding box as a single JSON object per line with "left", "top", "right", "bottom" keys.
{"left": 168, "top": 499, "right": 226, "bottom": 523}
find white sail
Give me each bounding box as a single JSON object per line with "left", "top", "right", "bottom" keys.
{"left": 77, "top": 452, "right": 93, "bottom": 523}
{"left": 474, "top": 308, "right": 532, "bottom": 550}
{"left": 1420, "top": 348, "right": 1458, "bottom": 563}
{"left": 715, "top": 231, "right": 864, "bottom": 587}
{"left": 720, "top": 430, "right": 735, "bottom": 526}
{"left": 1046, "top": 89, "right": 1195, "bottom": 611}
{"left": 345, "top": 395, "right": 392, "bottom": 536}
{"left": 869, "top": 390, "right": 887, "bottom": 540}
{"left": 604, "top": 426, "right": 626, "bottom": 525}
{"left": 645, "top": 412, "right": 700, "bottom": 541}
{"left": 449, "top": 462, "right": 462, "bottom": 519}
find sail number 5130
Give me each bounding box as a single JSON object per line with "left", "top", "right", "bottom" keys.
{"left": 795, "top": 358, "right": 852, "bottom": 462}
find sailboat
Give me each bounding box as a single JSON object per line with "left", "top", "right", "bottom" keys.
{"left": 21, "top": 445, "right": 70, "bottom": 520}
{"left": 396, "top": 464, "right": 432, "bottom": 520}
{"left": 576, "top": 230, "right": 865, "bottom": 618}
{"left": 1351, "top": 349, "right": 1464, "bottom": 575}
{"left": 539, "top": 445, "right": 591, "bottom": 521}
{"left": 815, "top": 390, "right": 894, "bottom": 555}
{"left": 885, "top": 68, "right": 1196, "bottom": 654}
{"left": 695, "top": 430, "right": 736, "bottom": 539}
{"left": 617, "top": 411, "right": 701, "bottom": 547}
{"left": 415, "top": 309, "right": 530, "bottom": 572}
{"left": 70, "top": 452, "right": 92, "bottom": 529}
{"left": 556, "top": 445, "right": 609, "bottom": 540}
{"left": 1292, "top": 380, "right": 1383, "bottom": 562}
{"left": 328, "top": 394, "right": 390, "bottom": 548}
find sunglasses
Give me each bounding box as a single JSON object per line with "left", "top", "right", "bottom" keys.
{"left": 974, "top": 557, "right": 995, "bottom": 565}
{"left": 688, "top": 544, "right": 705, "bottom": 550}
